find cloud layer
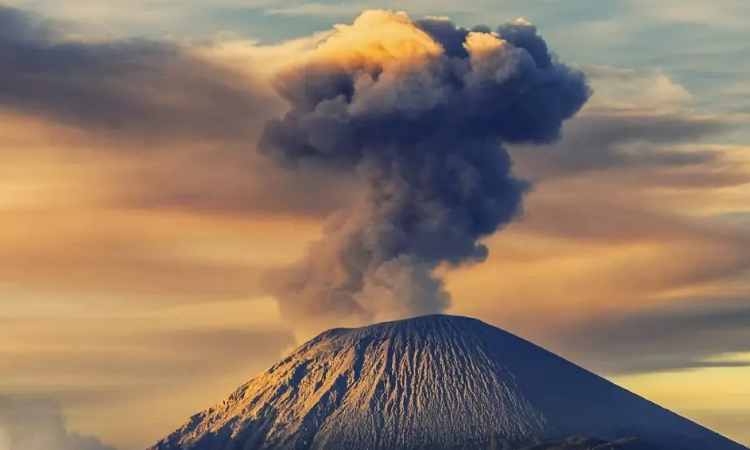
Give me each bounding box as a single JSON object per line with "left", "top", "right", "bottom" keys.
{"left": 561, "top": 299, "right": 750, "bottom": 374}
{"left": 0, "top": 5, "right": 280, "bottom": 141}
{"left": 1, "top": 2, "right": 750, "bottom": 447}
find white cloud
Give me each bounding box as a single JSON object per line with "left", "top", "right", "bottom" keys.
{"left": 582, "top": 65, "right": 692, "bottom": 111}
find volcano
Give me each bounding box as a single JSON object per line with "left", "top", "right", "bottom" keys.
{"left": 150, "top": 315, "right": 746, "bottom": 450}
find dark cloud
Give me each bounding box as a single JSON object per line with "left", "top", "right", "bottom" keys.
{"left": 259, "top": 11, "right": 590, "bottom": 329}
{"left": 513, "top": 111, "right": 737, "bottom": 181}
{"left": 560, "top": 299, "right": 750, "bottom": 375}
{"left": 0, "top": 397, "right": 116, "bottom": 450}
{"left": 3, "top": 4, "right": 744, "bottom": 225}
{"left": 0, "top": 4, "right": 356, "bottom": 220}
{"left": 0, "top": 5, "right": 52, "bottom": 40}
{"left": 0, "top": 4, "right": 280, "bottom": 142}
{"left": 103, "top": 83, "right": 747, "bottom": 220}
{"left": 96, "top": 61, "right": 746, "bottom": 218}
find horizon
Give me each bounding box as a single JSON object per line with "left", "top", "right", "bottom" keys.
{"left": 1, "top": 1, "right": 749, "bottom": 449}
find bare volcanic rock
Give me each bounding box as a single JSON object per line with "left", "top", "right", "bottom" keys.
{"left": 150, "top": 315, "right": 747, "bottom": 450}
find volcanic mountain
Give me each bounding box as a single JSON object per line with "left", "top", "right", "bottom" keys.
{"left": 151, "top": 315, "right": 747, "bottom": 450}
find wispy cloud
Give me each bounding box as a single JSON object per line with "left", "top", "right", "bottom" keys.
{"left": 0, "top": 397, "right": 117, "bottom": 450}
{"left": 559, "top": 299, "right": 750, "bottom": 374}
{"left": 0, "top": 5, "right": 283, "bottom": 140}
{"left": 263, "top": 2, "right": 368, "bottom": 17}
{"left": 630, "top": 0, "right": 750, "bottom": 29}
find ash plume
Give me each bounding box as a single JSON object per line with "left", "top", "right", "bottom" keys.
{"left": 260, "top": 11, "right": 590, "bottom": 330}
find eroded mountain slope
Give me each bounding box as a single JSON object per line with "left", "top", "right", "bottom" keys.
{"left": 151, "top": 315, "right": 746, "bottom": 450}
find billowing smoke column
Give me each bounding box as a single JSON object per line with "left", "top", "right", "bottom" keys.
{"left": 260, "top": 10, "right": 590, "bottom": 330}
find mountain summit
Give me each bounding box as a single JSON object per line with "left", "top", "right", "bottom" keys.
{"left": 151, "top": 315, "right": 746, "bottom": 450}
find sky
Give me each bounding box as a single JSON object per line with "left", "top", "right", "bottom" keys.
{"left": 0, "top": 0, "right": 749, "bottom": 449}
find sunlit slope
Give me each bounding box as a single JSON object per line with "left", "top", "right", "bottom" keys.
{"left": 151, "top": 315, "right": 746, "bottom": 450}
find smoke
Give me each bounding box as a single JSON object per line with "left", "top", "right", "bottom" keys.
{"left": 260, "top": 10, "right": 590, "bottom": 330}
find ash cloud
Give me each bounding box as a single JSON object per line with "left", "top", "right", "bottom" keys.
{"left": 260, "top": 11, "right": 590, "bottom": 329}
